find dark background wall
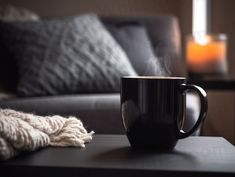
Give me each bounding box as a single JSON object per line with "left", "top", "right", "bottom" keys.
{"left": 211, "top": 0, "right": 235, "bottom": 76}
{"left": 204, "top": 0, "right": 235, "bottom": 144}
{"left": 0, "top": 0, "right": 192, "bottom": 50}
{"left": 0, "top": 0, "right": 182, "bottom": 17}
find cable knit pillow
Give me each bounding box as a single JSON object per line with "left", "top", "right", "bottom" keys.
{"left": 0, "top": 14, "right": 137, "bottom": 96}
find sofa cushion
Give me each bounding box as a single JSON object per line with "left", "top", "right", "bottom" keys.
{"left": 105, "top": 23, "right": 166, "bottom": 76}
{"left": 0, "top": 14, "right": 137, "bottom": 96}
{"left": 0, "top": 93, "right": 200, "bottom": 135}
{"left": 101, "top": 16, "right": 185, "bottom": 76}
{"left": 0, "top": 94, "right": 124, "bottom": 134}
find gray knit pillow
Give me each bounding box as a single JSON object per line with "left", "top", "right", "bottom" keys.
{"left": 0, "top": 14, "right": 137, "bottom": 96}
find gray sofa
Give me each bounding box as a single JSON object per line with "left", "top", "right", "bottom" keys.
{"left": 0, "top": 15, "right": 199, "bottom": 134}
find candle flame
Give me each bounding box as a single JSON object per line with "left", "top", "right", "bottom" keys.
{"left": 194, "top": 34, "right": 209, "bottom": 45}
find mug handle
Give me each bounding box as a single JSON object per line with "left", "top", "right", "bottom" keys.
{"left": 177, "top": 83, "right": 208, "bottom": 139}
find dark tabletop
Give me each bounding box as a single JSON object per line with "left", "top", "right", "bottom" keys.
{"left": 1, "top": 135, "right": 235, "bottom": 177}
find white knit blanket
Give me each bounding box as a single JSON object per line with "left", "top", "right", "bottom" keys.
{"left": 0, "top": 109, "right": 94, "bottom": 161}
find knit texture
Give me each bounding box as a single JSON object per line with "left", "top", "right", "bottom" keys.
{"left": 0, "top": 14, "right": 137, "bottom": 96}
{"left": 0, "top": 109, "right": 94, "bottom": 161}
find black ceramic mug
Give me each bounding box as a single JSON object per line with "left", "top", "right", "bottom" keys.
{"left": 121, "top": 76, "right": 207, "bottom": 151}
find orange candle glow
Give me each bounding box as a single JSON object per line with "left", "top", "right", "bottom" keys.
{"left": 186, "top": 34, "right": 227, "bottom": 75}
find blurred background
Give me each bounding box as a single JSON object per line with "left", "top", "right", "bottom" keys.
{"left": 0, "top": 0, "right": 235, "bottom": 144}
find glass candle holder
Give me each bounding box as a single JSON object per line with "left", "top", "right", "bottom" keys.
{"left": 186, "top": 34, "right": 228, "bottom": 78}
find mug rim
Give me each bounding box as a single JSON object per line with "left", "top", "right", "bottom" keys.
{"left": 122, "top": 76, "right": 186, "bottom": 80}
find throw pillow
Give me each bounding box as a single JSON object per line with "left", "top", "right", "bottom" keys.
{"left": 0, "top": 5, "right": 39, "bottom": 21}
{"left": 0, "top": 14, "right": 137, "bottom": 96}
{"left": 105, "top": 23, "right": 166, "bottom": 76}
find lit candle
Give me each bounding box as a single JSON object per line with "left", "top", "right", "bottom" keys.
{"left": 186, "top": 34, "right": 227, "bottom": 75}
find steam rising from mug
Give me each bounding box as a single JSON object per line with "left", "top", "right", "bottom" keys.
{"left": 144, "top": 47, "right": 171, "bottom": 76}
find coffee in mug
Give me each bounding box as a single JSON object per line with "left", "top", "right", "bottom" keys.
{"left": 121, "top": 76, "right": 207, "bottom": 151}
